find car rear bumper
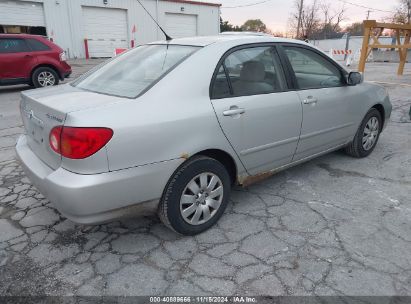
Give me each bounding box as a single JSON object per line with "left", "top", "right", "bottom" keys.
{"left": 63, "top": 71, "right": 72, "bottom": 79}
{"left": 16, "top": 135, "right": 183, "bottom": 224}
{"left": 59, "top": 61, "right": 72, "bottom": 79}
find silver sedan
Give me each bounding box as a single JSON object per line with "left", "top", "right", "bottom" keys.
{"left": 16, "top": 35, "right": 392, "bottom": 235}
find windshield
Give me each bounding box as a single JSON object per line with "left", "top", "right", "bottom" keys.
{"left": 73, "top": 44, "right": 200, "bottom": 98}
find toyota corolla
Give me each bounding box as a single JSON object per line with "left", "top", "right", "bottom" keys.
{"left": 16, "top": 35, "right": 392, "bottom": 235}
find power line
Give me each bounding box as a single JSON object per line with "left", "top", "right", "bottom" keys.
{"left": 222, "top": 0, "right": 275, "bottom": 9}
{"left": 222, "top": 0, "right": 395, "bottom": 14}
{"left": 366, "top": 9, "right": 371, "bottom": 20}
{"left": 335, "top": 0, "right": 396, "bottom": 14}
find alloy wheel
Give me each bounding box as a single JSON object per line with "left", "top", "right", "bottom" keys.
{"left": 362, "top": 116, "right": 379, "bottom": 151}
{"left": 38, "top": 71, "right": 56, "bottom": 87}
{"left": 180, "top": 172, "right": 224, "bottom": 226}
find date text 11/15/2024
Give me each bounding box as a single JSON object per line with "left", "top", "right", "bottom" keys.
{"left": 149, "top": 296, "right": 258, "bottom": 303}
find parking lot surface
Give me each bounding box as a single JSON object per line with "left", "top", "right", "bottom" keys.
{"left": 0, "top": 60, "right": 410, "bottom": 296}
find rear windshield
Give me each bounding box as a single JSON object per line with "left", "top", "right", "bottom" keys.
{"left": 73, "top": 44, "right": 200, "bottom": 98}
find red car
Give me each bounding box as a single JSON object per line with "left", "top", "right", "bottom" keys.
{"left": 0, "top": 34, "right": 72, "bottom": 88}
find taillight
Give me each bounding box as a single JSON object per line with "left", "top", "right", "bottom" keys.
{"left": 49, "top": 126, "right": 113, "bottom": 159}
{"left": 49, "top": 126, "right": 63, "bottom": 154}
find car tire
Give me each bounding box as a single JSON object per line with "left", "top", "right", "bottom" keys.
{"left": 32, "top": 67, "right": 59, "bottom": 88}
{"left": 345, "top": 108, "right": 382, "bottom": 158}
{"left": 158, "top": 156, "right": 231, "bottom": 236}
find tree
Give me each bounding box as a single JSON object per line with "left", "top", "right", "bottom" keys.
{"left": 288, "top": 0, "right": 346, "bottom": 39}
{"left": 241, "top": 19, "right": 267, "bottom": 32}
{"left": 269, "top": 30, "right": 285, "bottom": 37}
{"left": 300, "top": 0, "right": 322, "bottom": 38}
{"left": 220, "top": 18, "right": 242, "bottom": 32}
{"left": 345, "top": 22, "right": 364, "bottom": 36}
{"left": 288, "top": 0, "right": 321, "bottom": 39}
{"left": 318, "top": 2, "right": 346, "bottom": 38}
{"left": 392, "top": 0, "right": 411, "bottom": 24}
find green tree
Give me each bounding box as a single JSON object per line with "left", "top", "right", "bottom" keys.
{"left": 220, "top": 18, "right": 242, "bottom": 32}
{"left": 241, "top": 19, "right": 267, "bottom": 32}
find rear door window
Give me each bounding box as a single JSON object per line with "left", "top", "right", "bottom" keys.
{"left": 26, "top": 38, "right": 51, "bottom": 51}
{"left": 211, "top": 46, "right": 286, "bottom": 99}
{"left": 0, "top": 39, "right": 30, "bottom": 53}
{"left": 225, "top": 47, "right": 286, "bottom": 97}
{"left": 211, "top": 65, "right": 231, "bottom": 99}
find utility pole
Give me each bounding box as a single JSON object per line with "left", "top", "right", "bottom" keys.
{"left": 366, "top": 10, "right": 371, "bottom": 20}
{"left": 296, "top": 0, "right": 304, "bottom": 39}
{"left": 344, "top": 33, "right": 350, "bottom": 61}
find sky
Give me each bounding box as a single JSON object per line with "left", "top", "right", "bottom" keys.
{"left": 200, "top": 0, "right": 399, "bottom": 34}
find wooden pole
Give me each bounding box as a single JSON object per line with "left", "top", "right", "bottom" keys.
{"left": 398, "top": 29, "right": 410, "bottom": 75}
{"left": 359, "top": 20, "right": 410, "bottom": 75}
{"left": 358, "top": 21, "right": 373, "bottom": 72}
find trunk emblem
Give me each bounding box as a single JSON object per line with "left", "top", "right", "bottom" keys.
{"left": 46, "top": 113, "right": 64, "bottom": 123}
{"left": 23, "top": 109, "right": 44, "bottom": 128}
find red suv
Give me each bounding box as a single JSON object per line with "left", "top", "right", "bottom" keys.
{"left": 0, "top": 34, "right": 72, "bottom": 88}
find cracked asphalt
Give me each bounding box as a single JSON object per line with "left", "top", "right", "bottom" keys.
{"left": 0, "top": 61, "right": 410, "bottom": 297}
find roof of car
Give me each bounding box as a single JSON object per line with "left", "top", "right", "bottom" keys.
{"left": 149, "top": 34, "right": 308, "bottom": 47}
{"left": 0, "top": 33, "right": 46, "bottom": 39}
{"left": 220, "top": 31, "right": 273, "bottom": 36}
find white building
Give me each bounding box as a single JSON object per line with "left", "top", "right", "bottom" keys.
{"left": 0, "top": 0, "right": 221, "bottom": 58}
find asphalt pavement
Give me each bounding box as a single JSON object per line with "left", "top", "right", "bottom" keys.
{"left": 0, "top": 60, "right": 410, "bottom": 297}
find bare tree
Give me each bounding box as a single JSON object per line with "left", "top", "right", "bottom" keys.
{"left": 392, "top": 0, "right": 411, "bottom": 24}
{"left": 264, "top": 28, "right": 285, "bottom": 37}
{"left": 288, "top": 0, "right": 346, "bottom": 39}
{"left": 321, "top": 2, "right": 346, "bottom": 31}
{"left": 345, "top": 22, "right": 364, "bottom": 36}
{"left": 320, "top": 1, "right": 346, "bottom": 38}
{"left": 303, "top": 0, "right": 321, "bottom": 37}
{"left": 289, "top": 0, "right": 321, "bottom": 39}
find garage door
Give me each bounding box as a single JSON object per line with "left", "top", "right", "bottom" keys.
{"left": 83, "top": 6, "right": 128, "bottom": 58}
{"left": 0, "top": 0, "right": 45, "bottom": 27}
{"left": 165, "top": 13, "right": 197, "bottom": 38}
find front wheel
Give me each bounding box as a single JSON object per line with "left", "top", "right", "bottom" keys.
{"left": 32, "top": 67, "right": 59, "bottom": 88}
{"left": 345, "top": 108, "right": 382, "bottom": 158}
{"left": 158, "top": 156, "right": 231, "bottom": 235}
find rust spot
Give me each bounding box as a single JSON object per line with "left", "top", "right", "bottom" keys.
{"left": 239, "top": 171, "right": 274, "bottom": 187}
{"left": 181, "top": 153, "right": 190, "bottom": 160}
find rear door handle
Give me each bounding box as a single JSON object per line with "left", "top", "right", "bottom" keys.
{"left": 303, "top": 96, "right": 318, "bottom": 105}
{"left": 223, "top": 107, "right": 245, "bottom": 116}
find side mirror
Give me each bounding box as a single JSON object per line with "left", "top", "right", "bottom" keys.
{"left": 347, "top": 72, "right": 363, "bottom": 86}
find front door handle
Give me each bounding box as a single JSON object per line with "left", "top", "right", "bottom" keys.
{"left": 303, "top": 96, "right": 318, "bottom": 105}
{"left": 223, "top": 107, "right": 245, "bottom": 116}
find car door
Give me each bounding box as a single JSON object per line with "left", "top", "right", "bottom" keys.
{"left": 280, "top": 44, "right": 357, "bottom": 161}
{"left": 210, "top": 45, "right": 303, "bottom": 175}
{"left": 0, "top": 38, "right": 37, "bottom": 80}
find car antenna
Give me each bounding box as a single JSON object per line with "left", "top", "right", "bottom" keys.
{"left": 135, "top": 0, "right": 172, "bottom": 41}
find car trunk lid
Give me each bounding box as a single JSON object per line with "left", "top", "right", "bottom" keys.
{"left": 20, "top": 84, "right": 124, "bottom": 170}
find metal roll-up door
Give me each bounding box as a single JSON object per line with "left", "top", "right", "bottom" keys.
{"left": 0, "top": 1, "right": 45, "bottom": 27}
{"left": 83, "top": 6, "right": 129, "bottom": 58}
{"left": 165, "top": 13, "right": 197, "bottom": 39}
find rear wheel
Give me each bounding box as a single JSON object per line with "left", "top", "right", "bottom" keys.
{"left": 32, "top": 67, "right": 59, "bottom": 88}
{"left": 345, "top": 108, "right": 382, "bottom": 158}
{"left": 158, "top": 156, "right": 231, "bottom": 235}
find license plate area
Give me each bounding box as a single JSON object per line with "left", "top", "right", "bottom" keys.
{"left": 29, "top": 123, "right": 44, "bottom": 144}
{"left": 25, "top": 112, "right": 45, "bottom": 145}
